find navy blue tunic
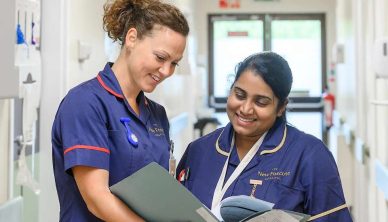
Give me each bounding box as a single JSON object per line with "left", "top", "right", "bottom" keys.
{"left": 52, "top": 63, "right": 170, "bottom": 222}
{"left": 177, "top": 119, "right": 353, "bottom": 222}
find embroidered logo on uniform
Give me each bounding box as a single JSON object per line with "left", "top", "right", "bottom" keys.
{"left": 258, "top": 168, "right": 291, "bottom": 181}
{"left": 148, "top": 124, "right": 165, "bottom": 137}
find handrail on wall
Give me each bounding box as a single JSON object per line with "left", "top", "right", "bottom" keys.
{"left": 0, "top": 196, "right": 23, "bottom": 222}
{"left": 371, "top": 100, "right": 388, "bottom": 106}
{"left": 375, "top": 160, "right": 388, "bottom": 201}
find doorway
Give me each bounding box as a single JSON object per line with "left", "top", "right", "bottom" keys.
{"left": 208, "top": 13, "right": 326, "bottom": 140}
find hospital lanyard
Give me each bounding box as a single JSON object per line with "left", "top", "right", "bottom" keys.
{"left": 211, "top": 131, "right": 267, "bottom": 210}
{"left": 169, "top": 140, "right": 176, "bottom": 177}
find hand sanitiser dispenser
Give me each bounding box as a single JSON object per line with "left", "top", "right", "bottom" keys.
{"left": 373, "top": 37, "right": 388, "bottom": 78}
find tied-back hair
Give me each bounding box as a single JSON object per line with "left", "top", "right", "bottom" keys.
{"left": 103, "top": 0, "right": 189, "bottom": 45}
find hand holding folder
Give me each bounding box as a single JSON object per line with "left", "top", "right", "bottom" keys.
{"left": 110, "top": 162, "right": 218, "bottom": 222}
{"left": 110, "top": 162, "right": 310, "bottom": 222}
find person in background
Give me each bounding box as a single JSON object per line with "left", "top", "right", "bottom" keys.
{"left": 177, "top": 52, "right": 353, "bottom": 222}
{"left": 52, "top": 0, "right": 189, "bottom": 221}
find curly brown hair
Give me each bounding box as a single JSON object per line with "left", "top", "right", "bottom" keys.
{"left": 103, "top": 0, "right": 189, "bottom": 45}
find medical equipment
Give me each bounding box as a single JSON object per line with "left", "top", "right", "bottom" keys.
{"left": 16, "top": 143, "right": 40, "bottom": 195}
{"left": 120, "top": 117, "right": 139, "bottom": 147}
{"left": 0, "top": 0, "right": 42, "bottom": 197}
{"left": 1, "top": 0, "right": 41, "bottom": 99}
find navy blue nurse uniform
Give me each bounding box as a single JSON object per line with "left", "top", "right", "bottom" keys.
{"left": 52, "top": 63, "right": 171, "bottom": 222}
{"left": 177, "top": 119, "right": 353, "bottom": 222}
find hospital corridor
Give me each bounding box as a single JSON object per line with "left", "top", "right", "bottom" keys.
{"left": 0, "top": 0, "right": 388, "bottom": 221}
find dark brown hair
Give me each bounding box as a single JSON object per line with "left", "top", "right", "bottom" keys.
{"left": 103, "top": 0, "right": 189, "bottom": 45}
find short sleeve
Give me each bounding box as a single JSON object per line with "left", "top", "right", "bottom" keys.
{"left": 301, "top": 143, "right": 353, "bottom": 221}
{"left": 56, "top": 89, "right": 110, "bottom": 172}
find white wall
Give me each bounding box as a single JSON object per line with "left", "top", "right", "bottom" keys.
{"left": 0, "top": 100, "right": 10, "bottom": 204}
{"left": 39, "top": 0, "right": 107, "bottom": 221}
{"left": 335, "top": 0, "right": 388, "bottom": 221}
{"left": 39, "top": 0, "right": 68, "bottom": 221}
{"left": 335, "top": 0, "right": 357, "bottom": 129}
{"left": 66, "top": 0, "right": 107, "bottom": 89}
{"left": 373, "top": 0, "right": 388, "bottom": 221}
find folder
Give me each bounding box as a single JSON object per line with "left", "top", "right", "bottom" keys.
{"left": 110, "top": 162, "right": 219, "bottom": 222}
{"left": 110, "top": 162, "right": 310, "bottom": 222}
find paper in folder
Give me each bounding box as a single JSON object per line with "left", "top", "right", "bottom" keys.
{"left": 109, "top": 162, "right": 219, "bottom": 222}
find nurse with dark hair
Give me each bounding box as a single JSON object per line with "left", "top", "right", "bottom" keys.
{"left": 177, "top": 52, "right": 353, "bottom": 222}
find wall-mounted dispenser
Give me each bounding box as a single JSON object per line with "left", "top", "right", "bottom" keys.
{"left": 371, "top": 37, "right": 388, "bottom": 106}
{"left": 78, "top": 40, "right": 92, "bottom": 63}
{"left": 372, "top": 37, "right": 388, "bottom": 78}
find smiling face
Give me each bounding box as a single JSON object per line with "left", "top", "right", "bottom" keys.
{"left": 227, "top": 70, "right": 286, "bottom": 141}
{"left": 125, "top": 26, "right": 187, "bottom": 93}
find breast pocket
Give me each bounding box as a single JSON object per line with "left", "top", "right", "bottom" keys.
{"left": 269, "top": 181, "right": 305, "bottom": 212}
{"left": 107, "top": 130, "right": 143, "bottom": 178}
{"left": 147, "top": 125, "right": 169, "bottom": 166}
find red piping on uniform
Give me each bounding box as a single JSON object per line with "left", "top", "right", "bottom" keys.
{"left": 64, "top": 145, "right": 110, "bottom": 155}
{"left": 97, "top": 74, "right": 124, "bottom": 99}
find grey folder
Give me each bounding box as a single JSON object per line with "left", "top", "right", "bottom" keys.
{"left": 109, "top": 162, "right": 219, "bottom": 222}
{"left": 110, "top": 162, "right": 310, "bottom": 222}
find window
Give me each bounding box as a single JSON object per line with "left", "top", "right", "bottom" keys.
{"left": 209, "top": 14, "right": 326, "bottom": 109}
{"left": 271, "top": 16, "right": 325, "bottom": 97}
{"left": 208, "top": 14, "right": 326, "bottom": 139}
{"left": 210, "top": 16, "right": 264, "bottom": 104}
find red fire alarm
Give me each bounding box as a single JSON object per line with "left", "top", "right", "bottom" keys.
{"left": 219, "top": 0, "right": 228, "bottom": 8}
{"left": 219, "top": 0, "right": 241, "bottom": 9}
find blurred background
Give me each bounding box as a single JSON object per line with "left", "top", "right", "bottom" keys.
{"left": 0, "top": 0, "right": 387, "bottom": 221}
